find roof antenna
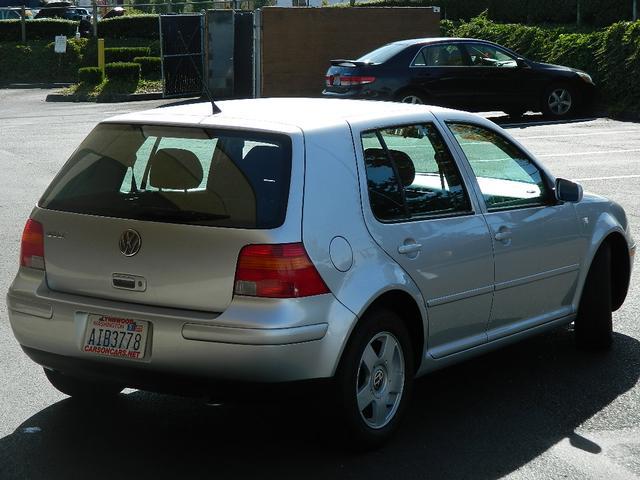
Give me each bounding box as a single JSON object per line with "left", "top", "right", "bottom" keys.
{"left": 177, "top": 29, "right": 221, "bottom": 115}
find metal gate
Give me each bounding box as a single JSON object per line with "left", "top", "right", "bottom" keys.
{"left": 206, "top": 10, "right": 254, "bottom": 99}
{"left": 159, "top": 14, "right": 204, "bottom": 98}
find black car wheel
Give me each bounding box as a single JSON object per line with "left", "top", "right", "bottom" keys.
{"left": 398, "top": 91, "right": 427, "bottom": 105}
{"left": 575, "top": 243, "right": 613, "bottom": 350}
{"left": 44, "top": 368, "right": 124, "bottom": 400}
{"left": 542, "top": 85, "right": 575, "bottom": 118}
{"left": 334, "top": 308, "right": 414, "bottom": 450}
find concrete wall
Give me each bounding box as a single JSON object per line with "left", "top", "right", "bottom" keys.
{"left": 259, "top": 7, "right": 441, "bottom": 97}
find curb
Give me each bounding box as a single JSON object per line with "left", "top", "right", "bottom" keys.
{"left": 45, "top": 91, "right": 164, "bottom": 103}
{"left": 3, "top": 83, "right": 73, "bottom": 89}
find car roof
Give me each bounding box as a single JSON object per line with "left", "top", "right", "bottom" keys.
{"left": 391, "top": 37, "right": 496, "bottom": 46}
{"left": 105, "top": 98, "right": 461, "bottom": 132}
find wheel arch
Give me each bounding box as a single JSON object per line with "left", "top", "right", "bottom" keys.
{"left": 579, "top": 229, "right": 631, "bottom": 313}
{"left": 339, "top": 289, "right": 426, "bottom": 374}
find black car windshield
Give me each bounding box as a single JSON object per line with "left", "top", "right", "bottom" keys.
{"left": 356, "top": 43, "right": 407, "bottom": 64}
{"left": 40, "top": 123, "right": 292, "bottom": 229}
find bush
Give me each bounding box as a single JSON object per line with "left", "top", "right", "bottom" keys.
{"left": 105, "top": 46, "right": 151, "bottom": 63}
{"left": 105, "top": 61, "right": 140, "bottom": 83}
{"left": 0, "top": 18, "right": 78, "bottom": 42}
{"left": 446, "top": 15, "right": 640, "bottom": 115}
{"left": 0, "top": 38, "right": 87, "bottom": 83}
{"left": 97, "top": 15, "right": 159, "bottom": 39}
{"left": 358, "top": 0, "right": 634, "bottom": 26}
{"left": 133, "top": 56, "right": 161, "bottom": 79}
{"left": 78, "top": 66, "right": 104, "bottom": 84}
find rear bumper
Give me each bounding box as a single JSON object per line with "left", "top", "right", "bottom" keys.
{"left": 7, "top": 268, "right": 357, "bottom": 385}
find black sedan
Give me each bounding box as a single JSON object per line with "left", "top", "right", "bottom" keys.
{"left": 322, "top": 38, "right": 595, "bottom": 118}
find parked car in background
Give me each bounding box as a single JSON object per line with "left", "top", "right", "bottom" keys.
{"left": 34, "top": 3, "right": 90, "bottom": 21}
{"left": 0, "top": 7, "right": 33, "bottom": 19}
{"left": 102, "top": 6, "right": 125, "bottom": 19}
{"left": 7, "top": 98, "right": 633, "bottom": 448}
{"left": 323, "top": 38, "right": 596, "bottom": 118}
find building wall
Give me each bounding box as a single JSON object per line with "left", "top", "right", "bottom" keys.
{"left": 259, "top": 7, "right": 441, "bottom": 97}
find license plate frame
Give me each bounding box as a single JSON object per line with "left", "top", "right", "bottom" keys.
{"left": 82, "top": 314, "right": 150, "bottom": 360}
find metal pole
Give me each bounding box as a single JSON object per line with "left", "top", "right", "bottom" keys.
{"left": 634, "top": 0, "right": 638, "bottom": 21}
{"left": 576, "top": 0, "right": 582, "bottom": 26}
{"left": 167, "top": 0, "right": 172, "bottom": 14}
{"left": 20, "top": 5, "right": 26, "bottom": 43}
{"left": 92, "top": 0, "right": 98, "bottom": 38}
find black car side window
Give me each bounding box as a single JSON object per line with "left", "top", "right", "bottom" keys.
{"left": 467, "top": 43, "right": 518, "bottom": 68}
{"left": 411, "top": 44, "right": 467, "bottom": 67}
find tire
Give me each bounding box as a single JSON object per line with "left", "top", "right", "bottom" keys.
{"left": 44, "top": 368, "right": 123, "bottom": 400}
{"left": 575, "top": 243, "right": 613, "bottom": 350}
{"left": 397, "top": 90, "right": 427, "bottom": 105}
{"left": 542, "top": 84, "right": 576, "bottom": 118}
{"left": 334, "top": 309, "right": 414, "bottom": 450}
{"left": 505, "top": 109, "right": 525, "bottom": 119}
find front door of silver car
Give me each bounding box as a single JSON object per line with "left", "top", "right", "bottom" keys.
{"left": 356, "top": 121, "right": 495, "bottom": 358}
{"left": 447, "top": 122, "right": 582, "bottom": 339}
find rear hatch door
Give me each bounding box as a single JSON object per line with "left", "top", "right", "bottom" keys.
{"left": 36, "top": 122, "right": 300, "bottom": 313}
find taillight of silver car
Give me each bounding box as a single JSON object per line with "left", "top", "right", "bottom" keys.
{"left": 234, "top": 243, "right": 329, "bottom": 298}
{"left": 20, "top": 219, "right": 45, "bottom": 270}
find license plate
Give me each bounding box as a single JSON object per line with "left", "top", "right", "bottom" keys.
{"left": 82, "top": 314, "right": 149, "bottom": 360}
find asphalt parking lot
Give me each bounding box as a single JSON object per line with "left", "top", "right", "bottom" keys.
{"left": 0, "top": 89, "right": 638, "bottom": 479}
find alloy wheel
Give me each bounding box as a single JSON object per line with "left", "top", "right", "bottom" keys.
{"left": 547, "top": 88, "right": 572, "bottom": 116}
{"left": 356, "top": 331, "right": 405, "bottom": 429}
{"left": 401, "top": 95, "right": 424, "bottom": 105}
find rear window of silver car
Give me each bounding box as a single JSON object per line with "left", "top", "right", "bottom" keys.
{"left": 39, "top": 123, "right": 292, "bottom": 229}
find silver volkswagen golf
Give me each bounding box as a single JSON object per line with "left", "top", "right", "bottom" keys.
{"left": 7, "top": 99, "right": 635, "bottom": 447}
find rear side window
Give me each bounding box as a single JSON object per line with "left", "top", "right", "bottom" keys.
{"left": 362, "top": 124, "right": 471, "bottom": 222}
{"left": 356, "top": 43, "right": 407, "bottom": 64}
{"left": 40, "top": 124, "right": 292, "bottom": 229}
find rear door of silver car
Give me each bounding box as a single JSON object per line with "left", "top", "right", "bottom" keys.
{"left": 353, "top": 118, "right": 495, "bottom": 358}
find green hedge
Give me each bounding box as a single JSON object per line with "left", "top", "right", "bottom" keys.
{"left": 97, "top": 15, "right": 159, "bottom": 39}
{"left": 0, "top": 18, "right": 78, "bottom": 42}
{"left": 78, "top": 66, "right": 103, "bottom": 84}
{"left": 0, "top": 38, "right": 86, "bottom": 83}
{"left": 105, "top": 46, "right": 151, "bottom": 63}
{"left": 447, "top": 15, "right": 640, "bottom": 114}
{"left": 358, "top": 0, "right": 634, "bottom": 27}
{"left": 133, "top": 56, "right": 161, "bottom": 79}
{"left": 105, "top": 61, "right": 140, "bottom": 83}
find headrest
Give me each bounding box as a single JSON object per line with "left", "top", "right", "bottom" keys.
{"left": 364, "top": 148, "right": 415, "bottom": 187}
{"left": 148, "top": 148, "right": 203, "bottom": 190}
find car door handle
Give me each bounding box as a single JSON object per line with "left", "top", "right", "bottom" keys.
{"left": 398, "top": 243, "right": 422, "bottom": 255}
{"left": 494, "top": 230, "right": 512, "bottom": 242}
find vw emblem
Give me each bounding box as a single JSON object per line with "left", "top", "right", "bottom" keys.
{"left": 373, "top": 369, "right": 385, "bottom": 391}
{"left": 119, "top": 229, "right": 141, "bottom": 257}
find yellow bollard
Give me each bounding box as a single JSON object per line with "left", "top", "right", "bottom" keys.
{"left": 98, "top": 38, "right": 105, "bottom": 74}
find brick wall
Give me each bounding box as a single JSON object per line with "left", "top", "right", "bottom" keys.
{"left": 259, "top": 7, "right": 440, "bottom": 97}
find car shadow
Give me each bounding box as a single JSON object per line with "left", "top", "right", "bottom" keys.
{"left": 0, "top": 327, "right": 638, "bottom": 480}
{"left": 484, "top": 112, "right": 602, "bottom": 128}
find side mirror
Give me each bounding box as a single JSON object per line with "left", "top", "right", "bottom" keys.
{"left": 555, "top": 178, "right": 583, "bottom": 203}
{"left": 516, "top": 57, "right": 530, "bottom": 69}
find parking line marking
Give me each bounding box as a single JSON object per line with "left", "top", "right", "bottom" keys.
{"left": 516, "top": 129, "right": 640, "bottom": 139}
{"left": 574, "top": 174, "right": 640, "bottom": 181}
{"left": 538, "top": 148, "right": 640, "bottom": 157}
